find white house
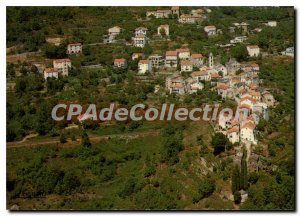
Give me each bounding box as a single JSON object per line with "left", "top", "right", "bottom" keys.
{"left": 165, "top": 50, "right": 178, "bottom": 68}
{"left": 240, "top": 121, "right": 257, "bottom": 144}
{"left": 108, "top": 26, "right": 121, "bottom": 36}
{"left": 157, "top": 24, "right": 169, "bottom": 36}
{"left": 53, "top": 58, "right": 71, "bottom": 76}
{"left": 114, "top": 58, "right": 127, "bottom": 69}
{"left": 186, "top": 78, "right": 204, "bottom": 94}
{"left": 176, "top": 48, "right": 190, "bottom": 60}
{"left": 67, "top": 43, "right": 82, "bottom": 54}
{"left": 230, "top": 36, "right": 247, "bottom": 44}
{"left": 148, "top": 55, "right": 165, "bottom": 69}
{"left": 191, "top": 53, "right": 204, "bottom": 67}
{"left": 166, "top": 74, "right": 185, "bottom": 95}
{"left": 281, "top": 47, "right": 294, "bottom": 57}
{"left": 227, "top": 127, "right": 240, "bottom": 144}
{"left": 178, "top": 14, "right": 202, "bottom": 24}
{"left": 266, "top": 21, "right": 277, "bottom": 27}
{"left": 180, "top": 60, "right": 193, "bottom": 72}
{"left": 135, "top": 27, "right": 148, "bottom": 36}
{"left": 204, "top": 26, "right": 217, "bottom": 36}
{"left": 217, "top": 83, "right": 229, "bottom": 99}
{"left": 132, "top": 34, "right": 147, "bottom": 48}
{"left": 191, "top": 70, "right": 210, "bottom": 81}
{"left": 138, "top": 59, "right": 152, "bottom": 74}
{"left": 247, "top": 45, "right": 260, "bottom": 57}
{"left": 44, "top": 68, "right": 59, "bottom": 80}
{"left": 171, "top": 6, "right": 180, "bottom": 16}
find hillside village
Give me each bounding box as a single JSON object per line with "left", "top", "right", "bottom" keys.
{"left": 40, "top": 7, "right": 280, "bottom": 160}
{"left": 6, "top": 6, "right": 295, "bottom": 210}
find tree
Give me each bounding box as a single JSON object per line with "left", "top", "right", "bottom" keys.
{"left": 240, "top": 150, "right": 248, "bottom": 190}
{"left": 59, "top": 132, "right": 67, "bottom": 144}
{"left": 232, "top": 164, "right": 241, "bottom": 193}
{"left": 211, "top": 133, "right": 230, "bottom": 155}
{"left": 231, "top": 44, "right": 248, "bottom": 62}
{"left": 81, "top": 130, "right": 91, "bottom": 147}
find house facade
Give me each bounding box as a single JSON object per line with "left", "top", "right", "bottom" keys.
{"left": 247, "top": 45, "right": 260, "bottom": 57}
{"left": 44, "top": 68, "right": 59, "bottom": 80}
{"left": 138, "top": 59, "right": 152, "bottom": 74}
{"left": 165, "top": 51, "right": 178, "bottom": 68}
{"left": 53, "top": 58, "right": 71, "bottom": 76}
{"left": 114, "top": 58, "right": 127, "bottom": 69}
{"left": 67, "top": 43, "right": 82, "bottom": 54}
{"left": 180, "top": 60, "right": 193, "bottom": 72}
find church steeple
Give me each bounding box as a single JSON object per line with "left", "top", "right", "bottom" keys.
{"left": 209, "top": 52, "right": 214, "bottom": 68}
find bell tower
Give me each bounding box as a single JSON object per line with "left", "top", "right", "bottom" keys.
{"left": 209, "top": 52, "right": 214, "bottom": 68}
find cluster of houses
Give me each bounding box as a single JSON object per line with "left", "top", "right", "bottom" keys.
{"left": 164, "top": 50, "right": 275, "bottom": 147}
{"left": 146, "top": 7, "right": 206, "bottom": 24}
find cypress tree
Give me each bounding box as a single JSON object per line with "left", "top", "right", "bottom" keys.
{"left": 232, "top": 164, "right": 241, "bottom": 194}
{"left": 240, "top": 150, "right": 248, "bottom": 190}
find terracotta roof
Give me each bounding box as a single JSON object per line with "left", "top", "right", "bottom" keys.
{"left": 44, "top": 68, "right": 59, "bottom": 73}
{"left": 181, "top": 60, "right": 192, "bottom": 65}
{"left": 171, "top": 6, "right": 179, "bottom": 10}
{"left": 247, "top": 45, "right": 259, "bottom": 49}
{"left": 205, "top": 25, "right": 216, "bottom": 29}
{"left": 239, "top": 104, "right": 251, "bottom": 110}
{"left": 166, "top": 50, "right": 177, "bottom": 56}
{"left": 250, "top": 91, "right": 261, "bottom": 96}
{"left": 227, "top": 127, "right": 239, "bottom": 133}
{"left": 54, "top": 58, "right": 71, "bottom": 63}
{"left": 176, "top": 48, "right": 190, "bottom": 53}
{"left": 139, "top": 59, "right": 149, "bottom": 64}
{"left": 191, "top": 70, "right": 208, "bottom": 76}
{"left": 217, "top": 83, "right": 229, "bottom": 90}
{"left": 157, "top": 10, "right": 172, "bottom": 13}
{"left": 251, "top": 63, "right": 259, "bottom": 67}
{"left": 241, "top": 121, "right": 256, "bottom": 130}
{"left": 191, "top": 53, "right": 203, "bottom": 58}
{"left": 68, "top": 43, "right": 82, "bottom": 46}
{"left": 171, "top": 83, "right": 184, "bottom": 88}
{"left": 114, "top": 58, "right": 126, "bottom": 63}
{"left": 211, "top": 73, "right": 221, "bottom": 78}
{"left": 135, "top": 27, "right": 148, "bottom": 31}
{"left": 159, "top": 24, "right": 169, "bottom": 28}
{"left": 132, "top": 52, "right": 144, "bottom": 56}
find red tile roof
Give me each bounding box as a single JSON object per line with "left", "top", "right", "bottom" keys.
{"left": 166, "top": 50, "right": 177, "bottom": 56}
{"left": 139, "top": 59, "right": 149, "bottom": 64}
{"left": 247, "top": 45, "right": 259, "bottom": 49}
{"left": 114, "top": 58, "right": 126, "bottom": 63}
{"left": 227, "top": 127, "right": 239, "bottom": 133}
{"left": 191, "top": 53, "right": 203, "bottom": 58}
{"left": 241, "top": 121, "right": 256, "bottom": 130}
{"left": 191, "top": 70, "right": 208, "bottom": 76}
{"left": 54, "top": 58, "right": 71, "bottom": 63}
{"left": 171, "top": 6, "right": 179, "bottom": 10}
{"left": 44, "top": 68, "right": 59, "bottom": 73}
{"left": 181, "top": 60, "right": 192, "bottom": 65}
